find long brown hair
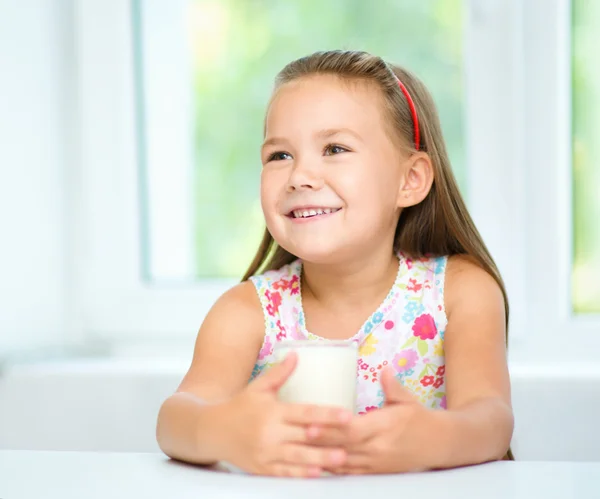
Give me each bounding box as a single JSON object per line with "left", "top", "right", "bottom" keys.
{"left": 243, "top": 50, "right": 508, "bottom": 325}
{"left": 244, "top": 51, "right": 513, "bottom": 459}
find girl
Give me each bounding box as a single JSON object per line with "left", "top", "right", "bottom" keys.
{"left": 156, "top": 50, "right": 514, "bottom": 477}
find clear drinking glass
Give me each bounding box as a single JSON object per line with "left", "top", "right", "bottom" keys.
{"left": 273, "top": 340, "right": 358, "bottom": 412}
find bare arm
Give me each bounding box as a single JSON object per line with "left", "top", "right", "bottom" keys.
{"left": 433, "top": 255, "right": 514, "bottom": 467}
{"left": 156, "top": 281, "right": 264, "bottom": 465}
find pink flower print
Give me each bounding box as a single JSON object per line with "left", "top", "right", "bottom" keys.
{"left": 276, "top": 320, "right": 287, "bottom": 341}
{"left": 412, "top": 314, "right": 437, "bottom": 340}
{"left": 360, "top": 406, "right": 378, "bottom": 414}
{"left": 272, "top": 278, "right": 289, "bottom": 291}
{"left": 289, "top": 274, "right": 300, "bottom": 295}
{"left": 405, "top": 258, "right": 413, "bottom": 269}
{"left": 265, "top": 290, "right": 282, "bottom": 316}
{"left": 258, "top": 337, "right": 273, "bottom": 361}
{"left": 392, "top": 349, "right": 418, "bottom": 373}
{"left": 407, "top": 278, "right": 422, "bottom": 292}
{"left": 440, "top": 396, "right": 447, "bottom": 409}
{"left": 384, "top": 320, "right": 394, "bottom": 330}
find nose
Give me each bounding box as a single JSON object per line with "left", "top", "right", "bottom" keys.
{"left": 286, "top": 158, "right": 324, "bottom": 192}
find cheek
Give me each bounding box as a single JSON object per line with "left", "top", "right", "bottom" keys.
{"left": 260, "top": 169, "right": 285, "bottom": 217}
{"left": 339, "top": 164, "right": 399, "bottom": 211}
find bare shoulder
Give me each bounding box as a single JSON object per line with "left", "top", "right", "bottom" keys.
{"left": 177, "top": 280, "right": 265, "bottom": 400}
{"left": 209, "top": 280, "right": 265, "bottom": 324}
{"left": 444, "top": 254, "right": 506, "bottom": 324}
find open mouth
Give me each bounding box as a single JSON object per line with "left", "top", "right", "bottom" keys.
{"left": 288, "top": 207, "right": 342, "bottom": 219}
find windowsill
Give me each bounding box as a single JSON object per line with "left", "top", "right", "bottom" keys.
{"left": 2, "top": 337, "right": 599, "bottom": 460}
{"left": 2, "top": 337, "right": 600, "bottom": 379}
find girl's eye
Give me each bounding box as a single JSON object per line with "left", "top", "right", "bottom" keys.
{"left": 324, "top": 144, "right": 348, "bottom": 156}
{"left": 267, "top": 151, "right": 292, "bottom": 162}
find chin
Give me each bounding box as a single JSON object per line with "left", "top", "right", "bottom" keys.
{"left": 278, "top": 240, "right": 347, "bottom": 265}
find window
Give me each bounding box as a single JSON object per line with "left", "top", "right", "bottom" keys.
{"left": 76, "top": 0, "right": 600, "bottom": 357}
{"left": 134, "top": 0, "right": 466, "bottom": 281}
{"left": 572, "top": 0, "right": 600, "bottom": 314}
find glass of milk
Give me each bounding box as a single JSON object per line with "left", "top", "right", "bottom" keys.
{"left": 274, "top": 340, "right": 358, "bottom": 412}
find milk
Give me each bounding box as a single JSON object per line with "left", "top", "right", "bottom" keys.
{"left": 274, "top": 340, "right": 358, "bottom": 412}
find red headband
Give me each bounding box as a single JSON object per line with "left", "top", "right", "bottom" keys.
{"left": 396, "top": 79, "right": 420, "bottom": 151}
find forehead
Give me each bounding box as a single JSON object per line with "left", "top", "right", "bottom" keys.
{"left": 264, "top": 74, "right": 388, "bottom": 138}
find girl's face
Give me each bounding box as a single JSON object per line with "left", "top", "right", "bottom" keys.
{"left": 260, "top": 74, "right": 407, "bottom": 265}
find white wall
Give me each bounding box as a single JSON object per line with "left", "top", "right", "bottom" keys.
{"left": 0, "top": 0, "right": 73, "bottom": 356}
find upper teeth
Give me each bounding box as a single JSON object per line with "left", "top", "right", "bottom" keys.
{"left": 293, "top": 208, "right": 338, "bottom": 218}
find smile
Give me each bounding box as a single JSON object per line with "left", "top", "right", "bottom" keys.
{"left": 289, "top": 207, "right": 342, "bottom": 219}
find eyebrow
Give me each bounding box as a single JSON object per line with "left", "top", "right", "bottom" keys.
{"left": 261, "top": 128, "right": 363, "bottom": 150}
{"left": 317, "top": 128, "right": 363, "bottom": 142}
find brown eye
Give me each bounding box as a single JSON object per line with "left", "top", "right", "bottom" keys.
{"left": 324, "top": 144, "right": 348, "bottom": 156}
{"left": 268, "top": 151, "right": 292, "bottom": 162}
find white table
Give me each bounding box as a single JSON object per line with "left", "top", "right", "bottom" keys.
{"left": 0, "top": 451, "right": 598, "bottom": 499}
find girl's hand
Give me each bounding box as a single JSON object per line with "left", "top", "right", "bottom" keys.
{"left": 312, "top": 367, "right": 443, "bottom": 475}
{"left": 220, "top": 353, "right": 352, "bottom": 477}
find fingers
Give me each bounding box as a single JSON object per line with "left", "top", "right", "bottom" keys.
{"left": 305, "top": 425, "right": 349, "bottom": 447}
{"left": 282, "top": 404, "right": 352, "bottom": 427}
{"left": 256, "top": 426, "right": 348, "bottom": 478}
{"left": 279, "top": 424, "right": 313, "bottom": 445}
{"left": 328, "top": 466, "right": 370, "bottom": 475}
{"left": 285, "top": 424, "right": 346, "bottom": 447}
{"left": 268, "top": 463, "right": 323, "bottom": 478}
{"left": 343, "top": 408, "right": 394, "bottom": 444}
{"left": 381, "top": 366, "right": 417, "bottom": 405}
{"left": 340, "top": 452, "right": 372, "bottom": 468}
{"left": 326, "top": 452, "right": 374, "bottom": 476}
{"left": 250, "top": 352, "right": 298, "bottom": 392}
{"left": 278, "top": 443, "right": 347, "bottom": 469}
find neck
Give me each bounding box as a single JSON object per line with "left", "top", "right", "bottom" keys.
{"left": 301, "top": 246, "right": 399, "bottom": 308}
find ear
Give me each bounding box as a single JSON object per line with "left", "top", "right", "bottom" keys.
{"left": 396, "top": 153, "right": 434, "bottom": 208}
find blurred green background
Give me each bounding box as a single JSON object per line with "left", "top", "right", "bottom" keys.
{"left": 572, "top": 0, "right": 600, "bottom": 314}
{"left": 186, "top": 0, "right": 464, "bottom": 278}
{"left": 140, "top": 0, "right": 599, "bottom": 314}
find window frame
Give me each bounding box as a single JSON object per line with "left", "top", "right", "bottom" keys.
{"left": 515, "top": 0, "right": 600, "bottom": 359}
{"left": 74, "top": 0, "right": 600, "bottom": 358}
{"left": 75, "top": 0, "right": 234, "bottom": 346}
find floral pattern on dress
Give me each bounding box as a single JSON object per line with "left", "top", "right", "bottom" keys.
{"left": 249, "top": 253, "right": 448, "bottom": 412}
